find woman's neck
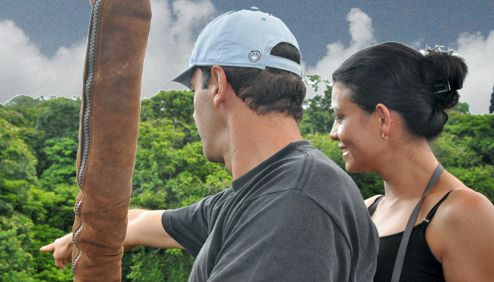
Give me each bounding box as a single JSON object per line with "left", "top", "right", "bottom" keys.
{"left": 378, "top": 139, "right": 439, "bottom": 202}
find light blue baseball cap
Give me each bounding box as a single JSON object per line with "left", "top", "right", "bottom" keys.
{"left": 171, "top": 9, "right": 303, "bottom": 89}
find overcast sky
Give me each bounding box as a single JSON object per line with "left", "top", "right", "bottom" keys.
{"left": 1, "top": 0, "right": 493, "bottom": 114}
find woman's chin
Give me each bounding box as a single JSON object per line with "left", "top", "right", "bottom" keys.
{"left": 344, "top": 162, "right": 366, "bottom": 173}
{"left": 344, "top": 162, "right": 355, "bottom": 172}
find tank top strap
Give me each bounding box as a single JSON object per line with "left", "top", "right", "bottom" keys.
{"left": 368, "top": 195, "right": 384, "bottom": 216}
{"left": 424, "top": 190, "right": 454, "bottom": 222}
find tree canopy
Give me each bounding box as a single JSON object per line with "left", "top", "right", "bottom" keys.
{"left": 1, "top": 89, "right": 492, "bottom": 281}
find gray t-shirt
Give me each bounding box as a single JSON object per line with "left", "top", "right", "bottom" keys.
{"left": 162, "top": 141, "right": 378, "bottom": 281}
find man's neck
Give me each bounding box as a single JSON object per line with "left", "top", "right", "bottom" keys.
{"left": 224, "top": 112, "right": 302, "bottom": 180}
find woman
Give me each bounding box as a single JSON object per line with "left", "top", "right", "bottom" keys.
{"left": 329, "top": 42, "right": 494, "bottom": 281}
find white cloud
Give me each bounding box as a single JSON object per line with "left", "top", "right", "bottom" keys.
{"left": 306, "top": 8, "right": 375, "bottom": 97}
{"left": 456, "top": 31, "right": 494, "bottom": 114}
{"left": 347, "top": 8, "right": 374, "bottom": 45}
{"left": 0, "top": 0, "right": 215, "bottom": 104}
{"left": 0, "top": 21, "right": 86, "bottom": 102}
{"left": 142, "top": 0, "right": 215, "bottom": 97}
{"left": 307, "top": 8, "right": 493, "bottom": 114}
{"left": 2, "top": 3, "right": 492, "bottom": 114}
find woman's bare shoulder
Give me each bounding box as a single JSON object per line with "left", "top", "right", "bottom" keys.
{"left": 434, "top": 187, "right": 494, "bottom": 232}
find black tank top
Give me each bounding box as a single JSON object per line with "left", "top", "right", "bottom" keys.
{"left": 368, "top": 191, "right": 453, "bottom": 282}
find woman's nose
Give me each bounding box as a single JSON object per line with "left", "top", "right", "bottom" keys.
{"left": 329, "top": 122, "right": 338, "bottom": 141}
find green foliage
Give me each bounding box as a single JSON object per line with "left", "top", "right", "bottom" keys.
{"left": 0, "top": 119, "right": 37, "bottom": 181}
{"left": 432, "top": 113, "right": 494, "bottom": 200}
{"left": 433, "top": 133, "right": 484, "bottom": 167}
{"left": 1, "top": 98, "right": 77, "bottom": 281}
{"left": 303, "top": 74, "right": 330, "bottom": 93}
{"left": 34, "top": 97, "right": 80, "bottom": 141}
{"left": 0, "top": 119, "right": 38, "bottom": 217}
{"left": 300, "top": 78, "right": 334, "bottom": 135}
{"left": 3, "top": 95, "right": 80, "bottom": 176}
{"left": 40, "top": 137, "right": 77, "bottom": 186}
{"left": 448, "top": 166, "right": 494, "bottom": 201}
{"left": 452, "top": 101, "right": 470, "bottom": 114}
{"left": 141, "top": 90, "right": 194, "bottom": 125}
{"left": 125, "top": 248, "right": 193, "bottom": 282}
{"left": 443, "top": 112, "right": 494, "bottom": 166}
{"left": 36, "top": 184, "right": 78, "bottom": 231}
{"left": 4, "top": 95, "right": 45, "bottom": 127}
{"left": 0, "top": 213, "right": 35, "bottom": 275}
{"left": 0, "top": 90, "right": 492, "bottom": 281}
{"left": 132, "top": 91, "right": 227, "bottom": 210}
{"left": 34, "top": 98, "right": 80, "bottom": 174}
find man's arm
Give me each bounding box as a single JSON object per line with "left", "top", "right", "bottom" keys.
{"left": 125, "top": 209, "right": 182, "bottom": 249}
{"left": 40, "top": 209, "right": 182, "bottom": 269}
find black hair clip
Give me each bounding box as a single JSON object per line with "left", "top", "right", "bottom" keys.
{"left": 433, "top": 80, "right": 451, "bottom": 94}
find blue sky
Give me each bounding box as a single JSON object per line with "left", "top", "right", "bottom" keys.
{"left": 1, "top": 0, "right": 493, "bottom": 113}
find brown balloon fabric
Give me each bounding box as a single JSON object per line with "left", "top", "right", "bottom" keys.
{"left": 71, "top": 0, "right": 151, "bottom": 281}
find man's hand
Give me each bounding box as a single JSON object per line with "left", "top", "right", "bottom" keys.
{"left": 40, "top": 233, "right": 73, "bottom": 270}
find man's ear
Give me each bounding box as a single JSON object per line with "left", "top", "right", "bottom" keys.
{"left": 375, "top": 103, "right": 392, "bottom": 141}
{"left": 210, "top": 65, "right": 228, "bottom": 107}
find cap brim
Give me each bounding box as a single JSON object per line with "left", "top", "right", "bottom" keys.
{"left": 162, "top": 66, "right": 194, "bottom": 89}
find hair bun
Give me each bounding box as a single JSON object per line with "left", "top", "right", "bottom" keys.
{"left": 433, "top": 81, "right": 459, "bottom": 109}
{"left": 422, "top": 46, "right": 468, "bottom": 109}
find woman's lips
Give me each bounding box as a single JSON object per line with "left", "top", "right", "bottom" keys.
{"left": 339, "top": 146, "right": 349, "bottom": 157}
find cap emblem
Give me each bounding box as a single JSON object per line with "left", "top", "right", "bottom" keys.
{"left": 248, "top": 50, "right": 261, "bottom": 63}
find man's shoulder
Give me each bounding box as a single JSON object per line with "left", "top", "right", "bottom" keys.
{"left": 239, "top": 141, "right": 361, "bottom": 208}
{"left": 278, "top": 142, "right": 344, "bottom": 175}
{"left": 288, "top": 141, "right": 345, "bottom": 170}
{"left": 297, "top": 145, "right": 358, "bottom": 191}
{"left": 256, "top": 142, "right": 357, "bottom": 196}
{"left": 294, "top": 145, "right": 370, "bottom": 221}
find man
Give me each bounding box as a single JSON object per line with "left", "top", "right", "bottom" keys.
{"left": 41, "top": 9, "right": 378, "bottom": 281}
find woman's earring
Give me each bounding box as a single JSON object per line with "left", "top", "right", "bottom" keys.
{"left": 381, "top": 133, "right": 388, "bottom": 141}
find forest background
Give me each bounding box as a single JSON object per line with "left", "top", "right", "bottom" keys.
{"left": 1, "top": 82, "right": 493, "bottom": 281}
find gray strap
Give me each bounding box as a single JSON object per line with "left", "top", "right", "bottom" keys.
{"left": 390, "top": 163, "right": 444, "bottom": 282}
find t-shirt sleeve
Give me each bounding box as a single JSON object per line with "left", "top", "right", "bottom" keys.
{"left": 162, "top": 191, "right": 225, "bottom": 256}
{"left": 208, "top": 190, "right": 352, "bottom": 282}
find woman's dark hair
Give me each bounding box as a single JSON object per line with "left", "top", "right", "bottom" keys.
{"left": 332, "top": 42, "right": 468, "bottom": 140}
{"left": 199, "top": 42, "right": 306, "bottom": 121}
